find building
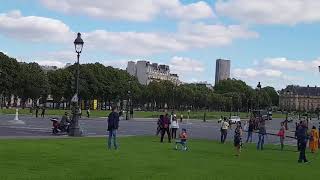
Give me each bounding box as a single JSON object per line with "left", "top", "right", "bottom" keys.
{"left": 190, "top": 81, "right": 213, "bottom": 89}
{"left": 279, "top": 85, "right": 320, "bottom": 112}
{"left": 126, "top": 61, "right": 180, "bottom": 85}
{"left": 40, "top": 65, "right": 58, "bottom": 72}
{"left": 215, "top": 59, "right": 230, "bottom": 85}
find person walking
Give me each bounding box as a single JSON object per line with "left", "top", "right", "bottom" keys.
{"left": 79, "top": 108, "right": 82, "bottom": 118}
{"left": 220, "top": 117, "right": 229, "bottom": 143}
{"left": 87, "top": 108, "right": 90, "bottom": 118}
{"left": 107, "top": 106, "right": 120, "bottom": 150}
{"left": 180, "top": 114, "right": 183, "bottom": 123}
{"left": 171, "top": 114, "right": 179, "bottom": 139}
{"left": 35, "top": 106, "right": 39, "bottom": 118}
{"left": 156, "top": 115, "right": 163, "bottom": 136}
{"left": 297, "top": 121, "right": 309, "bottom": 163}
{"left": 277, "top": 122, "right": 286, "bottom": 151}
{"left": 246, "top": 119, "right": 254, "bottom": 143}
{"left": 234, "top": 122, "right": 243, "bottom": 156}
{"left": 160, "top": 113, "right": 171, "bottom": 143}
{"left": 309, "top": 126, "right": 319, "bottom": 153}
{"left": 41, "top": 106, "right": 45, "bottom": 118}
{"left": 257, "top": 122, "right": 266, "bottom": 150}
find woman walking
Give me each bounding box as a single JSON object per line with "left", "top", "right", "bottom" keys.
{"left": 171, "top": 114, "right": 179, "bottom": 139}
{"left": 277, "top": 122, "right": 286, "bottom": 151}
{"left": 160, "top": 113, "right": 171, "bottom": 143}
{"left": 234, "top": 122, "right": 243, "bottom": 156}
{"left": 309, "top": 126, "right": 319, "bottom": 153}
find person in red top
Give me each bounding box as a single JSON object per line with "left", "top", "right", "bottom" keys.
{"left": 175, "top": 128, "right": 188, "bottom": 151}
{"left": 277, "top": 122, "right": 286, "bottom": 151}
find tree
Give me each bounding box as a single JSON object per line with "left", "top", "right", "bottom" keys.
{"left": 17, "top": 62, "right": 49, "bottom": 108}
{"left": 263, "top": 86, "right": 279, "bottom": 106}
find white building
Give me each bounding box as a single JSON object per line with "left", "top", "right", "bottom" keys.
{"left": 127, "top": 61, "right": 180, "bottom": 85}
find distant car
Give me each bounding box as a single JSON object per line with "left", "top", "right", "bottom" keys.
{"left": 229, "top": 116, "right": 241, "bottom": 124}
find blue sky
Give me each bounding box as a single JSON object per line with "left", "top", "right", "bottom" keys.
{"left": 0, "top": 0, "right": 319, "bottom": 90}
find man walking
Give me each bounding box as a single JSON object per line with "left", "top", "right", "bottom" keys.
{"left": 87, "top": 108, "right": 90, "bottom": 118}
{"left": 297, "top": 121, "right": 309, "bottom": 163}
{"left": 220, "top": 117, "right": 229, "bottom": 143}
{"left": 107, "top": 106, "right": 120, "bottom": 150}
{"left": 257, "top": 122, "right": 266, "bottom": 150}
{"left": 246, "top": 119, "right": 254, "bottom": 143}
{"left": 160, "top": 113, "right": 171, "bottom": 143}
{"left": 41, "top": 106, "right": 46, "bottom": 118}
{"left": 35, "top": 106, "right": 39, "bottom": 118}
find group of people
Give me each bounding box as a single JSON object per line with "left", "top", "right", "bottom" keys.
{"left": 218, "top": 117, "right": 243, "bottom": 156}
{"left": 156, "top": 112, "right": 188, "bottom": 150}
{"left": 32, "top": 106, "right": 46, "bottom": 118}
{"left": 219, "top": 116, "right": 320, "bottom": 162}
{"left": 105, "top": 108, "right": 320, "bottom": 162}
{"left": 294, "top": 121, "right": 319, "bottom": 163}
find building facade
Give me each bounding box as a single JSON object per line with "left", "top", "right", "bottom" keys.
{"left": 126, "top": 61, "right": 180, "bottom": 85}
{"left": 279, "top": 85, "right": 320, "bottom": 112}
{"left": 215, "top": 59, "right": 230, "bottom": 85}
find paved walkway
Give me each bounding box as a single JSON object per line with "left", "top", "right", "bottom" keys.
{"left": 1, "top": 114, "right": 317, "bottom": 146}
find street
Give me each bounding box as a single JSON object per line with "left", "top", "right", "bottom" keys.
{"left": 1, "top": 114, "right": 315, "bottom": 146}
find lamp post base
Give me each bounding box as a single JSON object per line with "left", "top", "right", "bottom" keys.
{"left": 69, "top": 126, "right": 82, "bottom": 136}
{"left": 68, "top": 102, "right": 82, "bottom": 137}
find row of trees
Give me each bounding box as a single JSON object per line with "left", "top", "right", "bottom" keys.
{"left": 0, "top": 52, "right": 279, "bottom": 111}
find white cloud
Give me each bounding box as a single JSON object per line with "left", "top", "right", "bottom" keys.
{"left": 84, "top": 23, "right": 257, "bottom": 56}
{"left": 35, "top": 60, "right": 66, "bottom": 68}
{"left": 233, "top": 68, "right": 283, "bottom": 79}
{"left": 102, "top": 60, "right": 128, "bottom": 69}
{"left": 0, "top": 10, "right": 72, "bottom": 42}
{"left": 0, "top": 11, "right": 257, "bottom": 56}
{"left": 264, "top": 57, "right": 320, "bottom": 71}
{"left": 215, "top": 0, "right": 320, "bottom": 25}
{"left": 170, "top": 56, "right": 205, "bottom": 73}
{"left": 40, "top": 0, "right": 214, "bottom": 21}
{"left": 169, "top": 56, "right": 205, "bottom": 83}
{"left": 232, "top": 68, "right": 297, "bottom": 89}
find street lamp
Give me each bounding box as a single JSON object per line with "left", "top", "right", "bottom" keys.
{"left": 69, "top": 32, "right": 84, "bottom": 137}
{"left": 256, "top": 82, "right": 262, "bottom": 110}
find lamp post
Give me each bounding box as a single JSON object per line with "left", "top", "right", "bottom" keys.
{"left": 256, "top": 82, "right": 262, "bottom": 110}
{"left": 69, "top": 32, "right": 84, "bottom": 137}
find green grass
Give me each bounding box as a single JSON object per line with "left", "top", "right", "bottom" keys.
{"left": 0, "top": 108, "right": 286, "bottom": 120}
{"left": 0, "top": 136, "right": 318, "bottom": 180}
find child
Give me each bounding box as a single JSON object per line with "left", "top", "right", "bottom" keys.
{"left": 277, "top": 122, "right": 285, "bottom": 151}
{"left": 175, "top": 128, "right": 188, "bottom": 151}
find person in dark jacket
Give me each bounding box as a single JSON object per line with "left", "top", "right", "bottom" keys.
{"left": 107, "top": 106, "right": 120, "bottom": 150}
{"left": 160, "top": 113, "right": 171, "bottom": 143}
{"left": 257, "top": 122, "right": 266, "bottom": 150}
{"left": 41, "top": 106, "right": 46, "bottom": 118}
{"left": 35, "top": 106, "right": 39, "bottom": 118}
{"left": 156, "top": 115, "right": 163, "bottom": 136}
{"left": 246, "top": 119, "right": 254, "bottom": 143}
{"left": 297, "top": 121, "right": 309, "bottom": 163}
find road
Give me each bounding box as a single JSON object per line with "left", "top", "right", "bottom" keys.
{"left": 1, "top": 114, "right": 318, "bottom": 145}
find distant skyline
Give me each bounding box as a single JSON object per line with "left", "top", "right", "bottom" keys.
{"left": 0, "top": 0, "right": 320, "bottom": 90}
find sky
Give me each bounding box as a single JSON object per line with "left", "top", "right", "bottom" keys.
{"left": 0, "top": 0, "right": 320, "bottom": 90}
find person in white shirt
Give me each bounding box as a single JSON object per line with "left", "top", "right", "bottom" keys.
{"left": 220, "top": 117, "right": 230, "bottom": 143}
{"left": 171, "top": 114, "right": 179, "bottom": 139}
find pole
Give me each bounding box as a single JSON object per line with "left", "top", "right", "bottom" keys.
{"left": 69, "top": 53, "right": 81, "bottom": 136}
{"left": 76, "top": 53, "right": 80, "bottom": 97}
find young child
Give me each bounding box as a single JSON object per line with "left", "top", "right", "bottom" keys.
{"left": 175, "top": 128, "right": 188, "bottom": 151}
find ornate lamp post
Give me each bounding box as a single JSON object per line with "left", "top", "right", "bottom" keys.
{"left": 69, "top": 32, "right": 84, "bottom": 136}
{"left": 256, "top": 82, "right": 262, "bottom": 110}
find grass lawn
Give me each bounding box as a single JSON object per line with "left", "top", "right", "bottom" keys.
{"left": 0, "top": 108, "right": 286, "bottom": 120}
{"left": 0, "top": 136, "right": 318, "bottom": 180}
